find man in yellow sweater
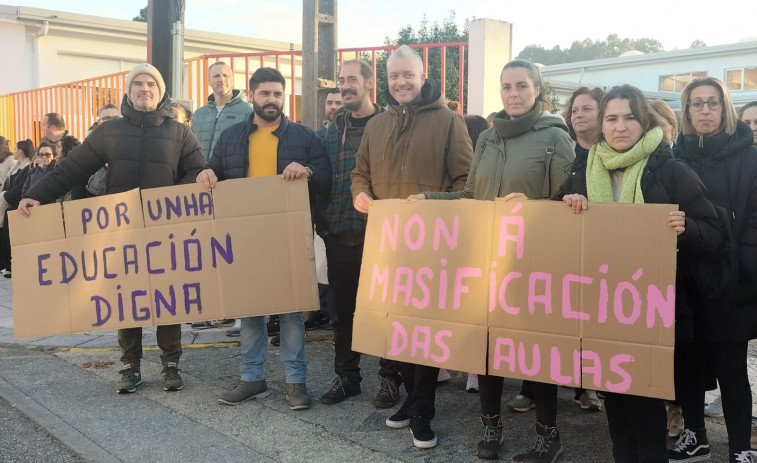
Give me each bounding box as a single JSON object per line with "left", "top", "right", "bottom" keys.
{"left": 197, "top": 67, "right": 331, "bottom": 410}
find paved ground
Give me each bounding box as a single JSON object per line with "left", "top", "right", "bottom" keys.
{"left": 0, "top": 277, "right": 754, "bottom": 462}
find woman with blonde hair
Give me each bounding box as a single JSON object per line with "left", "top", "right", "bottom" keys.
{"left": 671, "top": 77, "right": 757, "bottom": 463}
{"left": 649, "top": 99, "right": 678, "bottom": 146}
{"left": 0, "top": 136, "right": 15, "bottom": 188}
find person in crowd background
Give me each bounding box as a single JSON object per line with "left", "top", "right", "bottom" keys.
{"left": 649, "top": 99, "right": 679, "bottom": 147}
{"left": 21, "top": 142, "right": 56, "bottom": 196}
{"left": 0, "top": 139, "right": 34, "bottom": 278}
{"left": 316, "top": 87, "right": 344, "bottom": 140}
{"left": 738, "top": 101, "right": 757, "bottom": 146}
{"left": 172, "top": 102, "right": 193, "bottom": 125}
{"left": 0, "top": 136, "right": 16, "bottom": 189}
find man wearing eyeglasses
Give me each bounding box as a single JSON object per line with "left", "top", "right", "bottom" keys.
{"left": 87, "top": 104, "right": 122, "bottom": 136}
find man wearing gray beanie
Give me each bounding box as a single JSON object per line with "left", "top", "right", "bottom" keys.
{"left": 19, "top": 63, "right": 206, "bottom": 394}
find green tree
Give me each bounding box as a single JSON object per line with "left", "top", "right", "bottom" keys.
{"left": 690, "top": 39, "right": 707, "bottom": 48}
{"left": 518, "top": 35, "right": 665, "bottom": 64}
{"left": 361, "top": 11, "right": 470, "bottom": 108}
{"left": 546, "top": 81, "right": 561, "bottom": 114}
{"left": 133, "top": 6, "right": 147, "bottom": 22}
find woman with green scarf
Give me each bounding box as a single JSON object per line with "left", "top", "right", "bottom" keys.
{"left": 409, "top": 59, "right": 575, "bottom": 462}
{"left": 556, "top": 84, "right": 723, "bottom": 462}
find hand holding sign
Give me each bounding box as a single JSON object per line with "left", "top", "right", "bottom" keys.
{"left": 354, "top": 192, "right": 373, "bottom": 214}
{"left": 195, "top": 169, "right": 217, "bottom": 191}
{"left": 17, "top": 198, "right": 40, "bottom": 217}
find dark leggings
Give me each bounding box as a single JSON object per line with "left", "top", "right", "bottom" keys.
{"left": 675, "top": 341, "right": 752, "bottom": 454}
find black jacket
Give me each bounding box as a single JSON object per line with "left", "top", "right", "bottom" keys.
{"left": 26, "top": 94, "right": 206, "bottom": 203}
{"left": 556, "top": 141, "right": 723, "bottom": 343}
{"left": 206, "top": 112, "right": 331, "bottom": 215}
{"left": 2, "top": 162, "right": 31, "bottom": 210}
{"left": 674, "top": 121, "right": 757, "bottom": 341}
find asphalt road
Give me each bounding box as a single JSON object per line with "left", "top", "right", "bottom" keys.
{"left": 0, "top": 396, "right": 84, "bottom": 463}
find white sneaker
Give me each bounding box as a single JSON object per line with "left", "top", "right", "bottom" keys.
{"left": 704, "top": 395, "right": 723, "bottom": 417}
{"left": 437, "top": 369, "right": 451, "bottom": 382}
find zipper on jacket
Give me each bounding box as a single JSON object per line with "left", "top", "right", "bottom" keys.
{"left": 698, "top": 135, "right": 703, "bottom": 148}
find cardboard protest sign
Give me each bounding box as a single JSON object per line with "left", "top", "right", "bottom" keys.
{"left": 353, "top": 199, "right": 677, "bottom": 399}
{"left": 10, "top": 177, "right": 318, "bottom": 337}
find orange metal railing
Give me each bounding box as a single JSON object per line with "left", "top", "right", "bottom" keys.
{"left": 2, "top": 42, "right": 467, "bottom": 145}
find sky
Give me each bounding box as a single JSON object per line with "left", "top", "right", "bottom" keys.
{"left": 11, "top": 0, "right": 757, "bottom": 55}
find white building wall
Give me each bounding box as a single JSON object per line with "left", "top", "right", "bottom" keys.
{"left": 541, "top": 42, "right": 757, "bottom": 109}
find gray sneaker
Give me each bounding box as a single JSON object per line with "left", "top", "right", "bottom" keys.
{"left": 575, "top": 390, "right": 602, "bottom": 412}
{"left": 286, "top": 383, "right": 311, "bottom": 410}
{"left": 116, "top": 364, "right": 142, "bottom": 394}
{"left": 218, "top": 379, "right": 270, "bottom": 405}
{"left": 507, "top": 394, "right": 536, "bottom": 412}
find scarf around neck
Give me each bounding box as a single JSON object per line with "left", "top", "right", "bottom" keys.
{"left": 586, "top": 126, "right": 663, "bottom": 204}
{"left": 493, "top": 102, "right": 543, "bottom": 139}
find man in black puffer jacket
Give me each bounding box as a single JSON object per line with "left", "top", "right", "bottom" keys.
{"left": 19, "top": 63, "right": 206, "bottom": 395}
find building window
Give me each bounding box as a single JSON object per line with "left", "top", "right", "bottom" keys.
{"left": 659, "top": 72, "right": 707, "bottom": 92}
{"left": 726, "top": 67, "right": 757, "bottom": 90}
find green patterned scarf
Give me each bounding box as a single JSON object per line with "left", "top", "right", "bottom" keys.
{"left": 586, "top": 127, "right": 663, "bottom": 204}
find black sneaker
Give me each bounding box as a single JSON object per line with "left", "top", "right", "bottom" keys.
{"left": 517, "top": 422, "right": 564, "bottom": 463}
{"left": 191, "top": 321, "right": 213, "bottom": 329}
{"left": 385, "top": 407, "right": 410, "bottom": 428}
{"left": 373, "top": 376, "right": 401, "bottom": 409}
{"left": 668, "top": 428, "right": 710, "bottom": 462}
{"left": 410, "top": 416, "right": 437, "bottom": 449}
{"left": 321, "top": 376, "right": 361, "bottom": 405}
{"left": 477, "top": 414, "right": 504, "bottom": 460}
{"left": 270, "top": 335, "right": 280, "bottom": 346}
{"left": 267, "top": 315, "right": 280, "bottom": 335}
{"left": 305, "top": 313, "right": 329, "bottom": 331}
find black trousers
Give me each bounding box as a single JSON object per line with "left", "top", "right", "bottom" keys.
{"left": 398, "top": 362, "right": 438, "bottom": 419}
{"left": 604, "top": 393, "right": 668, "bottom": 463}
{"left": 323, "top": 236, "right": 364, "bottom": 382}
{"left": 0, "top": 218, "right": 11, "bottom": 271}
{"left": 675, "top": 341, "right": 752, "bottom": 454}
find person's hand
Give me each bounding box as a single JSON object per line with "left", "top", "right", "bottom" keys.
{"left": 281, "top": 162, "right": 310, "bottom": 181}
{"left": 17, "top": 198, "right": 40, "bottom": 217}
{"left": 668, "top": 210, "right": 686, "bottom": 235}
{"left": 354, "top": 192, "right": 373, "bottom": 213}
{"left": 563, "top": 193, "right": 588, "bottom": 214}
{"left": 499, "top": 192, "right": 528, "bottom": 202}
{"left": 406, "top": 194, "right": 425, "bottom": 201}
{"left": 196, "top": 169, "right": 217, "bottom": 190}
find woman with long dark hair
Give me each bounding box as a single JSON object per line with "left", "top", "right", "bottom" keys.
{"left": 557, "top": 84, "right": 723, "bottom": 463}
{"left": 409, "top": 59, "right": 575, "bottom": 462}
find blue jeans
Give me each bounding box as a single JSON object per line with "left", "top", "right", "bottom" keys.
{"left": 239, "top": 312, "right": 307, "bottom": 384}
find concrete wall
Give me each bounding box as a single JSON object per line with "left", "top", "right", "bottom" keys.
{"left": 467, "top": 19, "right": 511, "bottom": 118}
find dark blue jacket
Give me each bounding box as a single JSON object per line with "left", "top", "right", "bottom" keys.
{"left": 207, "top": 113, "right": 331, "bottom": 218}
